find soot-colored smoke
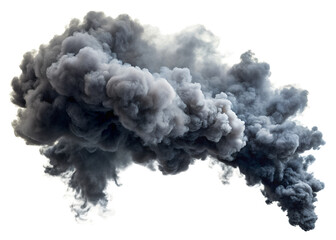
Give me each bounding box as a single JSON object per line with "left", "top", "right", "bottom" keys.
{"left": 11, "top": 11, "right": 324, "bottom": 231}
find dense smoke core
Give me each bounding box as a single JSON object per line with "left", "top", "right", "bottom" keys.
{"left": 11, "top": 11, "right": 324, "bottom": 231}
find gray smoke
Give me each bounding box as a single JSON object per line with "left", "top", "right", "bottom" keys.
{"left": 11, "top": 11, "right": 324, "bottom": 231}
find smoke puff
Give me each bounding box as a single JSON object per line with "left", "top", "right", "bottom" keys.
{"left": 11, "top": 11, "right": 324, "bottom": 231}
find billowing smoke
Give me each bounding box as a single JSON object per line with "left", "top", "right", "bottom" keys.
{"left": 11, "top": 11, "right": 324, "bottom": 231}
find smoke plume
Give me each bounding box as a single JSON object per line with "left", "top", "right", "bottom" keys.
{"left": 11, "top": 11, "right": 324, "bottom": 231}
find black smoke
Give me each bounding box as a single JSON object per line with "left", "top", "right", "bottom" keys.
{"left": 11, "top": 11, "right": 324, "bottom": 231}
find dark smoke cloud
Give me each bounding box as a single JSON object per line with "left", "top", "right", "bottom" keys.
{"left": 11, "top": 11, "right": 324, "bottom": 231}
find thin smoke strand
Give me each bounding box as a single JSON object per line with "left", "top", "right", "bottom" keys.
{"left": 11, "top": 11, "right": 324, "bottom": 231}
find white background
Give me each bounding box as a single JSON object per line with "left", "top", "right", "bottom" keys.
{"left": 1, "top": 0, "right": 335, "bottom": 239}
